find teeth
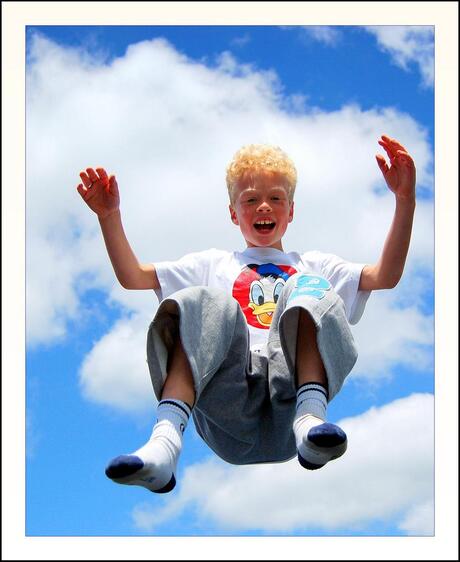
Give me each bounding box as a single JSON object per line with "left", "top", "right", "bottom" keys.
{"left": 255, "top": 220, "right": 274, "bottom": 225}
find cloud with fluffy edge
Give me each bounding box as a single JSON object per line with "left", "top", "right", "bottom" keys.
{"left": 365, "top": 26, "right": 434, "bottom": 88}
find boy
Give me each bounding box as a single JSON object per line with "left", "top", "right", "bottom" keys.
{"left": 77, "top": 135, "right": 416, "bottom": 493}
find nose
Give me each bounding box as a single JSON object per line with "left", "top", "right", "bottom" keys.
{"left": 257, "top": 200, "right": 272, "bottom": 212}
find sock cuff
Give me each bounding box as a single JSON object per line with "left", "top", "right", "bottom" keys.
{"left": 296, "top": 382, "right": 329, "bottom": 402}
{"left": 158, "top": 399, "right": 192, "bottom": 421}
{"left": 296, "top": 383, "right": 328, "bottom": 420}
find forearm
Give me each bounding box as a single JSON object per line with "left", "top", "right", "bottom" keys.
{"left": 98, "top": 210, "right": 148, "bottom": 289}
{"left": 372, "top": 197, "right": 416, "bottom": 288}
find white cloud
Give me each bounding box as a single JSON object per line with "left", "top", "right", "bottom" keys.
{"left": 352, "top": 291, "right": 434, "bottom": 381}
{"left": 26, "top": 33, "right": 434, "bottom": 411}
{"left": 301, "top": 26, "right": 342, "bottom": 46}
{"left": 132, "top": 393, "right": 434, "bottom": 534}
{"left": 365, "top": 26, "right": 434, "bottom": 88}
{"left": 398, "top": 500, "right": 434, "bottom": 536}
{"left": 79, "top": 312, "right": 156, "bottom": 414}
{"left": 230, "top": 34, "right": 251, "bottom": 48}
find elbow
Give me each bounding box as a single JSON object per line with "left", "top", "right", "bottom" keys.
{"left": 381, "top": 276, "right": 401, "bottom": 290}
{"left": 118, "top": 274, "right": 154, "bottom": 290}
{"left": 365, "top": 263, "right": 403, "bottom": 290}
{"left": 118, "top": 277, "right": 137, "bottom": 290}
{"left": 385, "top": 280, "right": 399, "bottom": 290}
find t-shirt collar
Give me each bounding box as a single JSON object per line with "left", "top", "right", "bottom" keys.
{"left": 239, "top": 247, "right": 287, "bottom": 259}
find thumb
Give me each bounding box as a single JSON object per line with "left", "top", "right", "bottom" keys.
{"left": 108, "top": 175, "right": 119, "bottom": 195}
{"left": 375, "top": 154, "right": 389, "bottom": 176}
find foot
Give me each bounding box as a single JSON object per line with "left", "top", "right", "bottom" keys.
{"left": 297, "top": 422, "right": 347, "bottom": 470}
{"left": 105, "top": 440, "right": 177, "bottom": 493}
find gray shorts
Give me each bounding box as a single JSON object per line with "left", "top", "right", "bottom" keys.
{"left": 146, "top": 273, "right": 358, "bottom": 465}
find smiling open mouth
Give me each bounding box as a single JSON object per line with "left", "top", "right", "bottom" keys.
{"left": 254, "top": 220, "right": 276, "bottom": 231}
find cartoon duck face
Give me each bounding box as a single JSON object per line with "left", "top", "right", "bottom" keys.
{"left": 232, "top": 263, "right": 298, "bottom": 329}
{"left": 248, "top": 276, "right": 286, "bottom": 327}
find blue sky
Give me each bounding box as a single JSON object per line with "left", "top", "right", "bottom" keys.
{"left": 0, "top": 2, "right": 449, "bottom": 555}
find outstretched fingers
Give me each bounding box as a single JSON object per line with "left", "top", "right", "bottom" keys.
{"left": 86, "top": 167, "right": 99, "bottom": 183}
{"left": 381, "top": 135, "right": 408, "bottom": 152}
{"left": 378, "top": 139, "right": 396, "bottom": 164}
{"left": 76, "top": 182, "right": 88, "bottom": 199}
{"left": 378, "top": 135, "right": 409, "bottom": 162}
{"left": 375, "top": 154, "right": 389, "bottom": 176}
{"left": 96, "top": 167, "right": 109, "bottom": 184}
{"left": 79, "top": 170, "right": 92, "bottom": 188}
{"left": 79, "top": 167, "right": 110, "bottom": 191}
{"left": 78, "top": 167, "right": 102, "bottom": 199}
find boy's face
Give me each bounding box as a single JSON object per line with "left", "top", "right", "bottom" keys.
{"left": 229, "top": 170, "right": 294, "bottom": 251}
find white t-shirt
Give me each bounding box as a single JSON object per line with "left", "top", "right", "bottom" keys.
{"left": 154, "top": 247, "right": 371, "bottom": 350}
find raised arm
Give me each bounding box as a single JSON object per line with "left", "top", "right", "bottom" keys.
{"left": 77, "top": 167, "right": 159, "bottom": 290}
{"left": 359, "top": 135, "right": 416, "bottom": 291}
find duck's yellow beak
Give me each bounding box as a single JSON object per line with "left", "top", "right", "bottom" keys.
{"left": 248, "top": 301, "right": 276, "bottom": 327}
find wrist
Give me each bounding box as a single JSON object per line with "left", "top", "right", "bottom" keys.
{"left": 98, "top": 208, "right": 121, "bottom": 223}
{"left": 395, "top": 195, "right": 416, "bottom": 208}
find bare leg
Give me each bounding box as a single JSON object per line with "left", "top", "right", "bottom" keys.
{"left": 295, "top": 309, "right": 327, "bottom": 390}
{"left": 161, "top": 334, "right": 196, "bottom": 407}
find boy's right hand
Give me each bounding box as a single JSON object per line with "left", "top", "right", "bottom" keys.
{"left": 77, "top": 167, "right": 120, "bottom": 219}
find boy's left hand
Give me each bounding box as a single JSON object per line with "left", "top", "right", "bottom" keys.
{"left": 375, "top": 135, "right": 416, "bottom": 202}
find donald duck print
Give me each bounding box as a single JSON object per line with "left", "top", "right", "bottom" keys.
{"left": 232, "top": 263, "right": 298, "bottom": 329}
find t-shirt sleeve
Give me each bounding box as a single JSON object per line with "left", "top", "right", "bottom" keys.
{"left": 153, "top": 249, "right": 219, "bottom": 302}
{"left": 316, "top": 252, "right": 371, "bottom": 324}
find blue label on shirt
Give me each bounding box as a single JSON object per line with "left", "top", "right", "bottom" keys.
{"left": 289, "top": 274, "right": 331, "bottom": 301}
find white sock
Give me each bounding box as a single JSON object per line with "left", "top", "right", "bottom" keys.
{"left": 294, "top": 382, "right": 347, "bottom": 470}
{"left": 105, "top": 399, "right": 192, "bottom": 493}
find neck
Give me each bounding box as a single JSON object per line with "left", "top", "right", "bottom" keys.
{"left": 247, "top": 242, "right": 284, "bottom": 251}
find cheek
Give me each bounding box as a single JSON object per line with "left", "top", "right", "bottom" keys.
{"left": 239, "top": 209, "right": 254, "bottom": 225}
{"left": 275, "top": 211, "right": 288, "bottom": 225}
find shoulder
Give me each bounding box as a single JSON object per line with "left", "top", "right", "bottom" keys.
{"left": 300, "top": 250, "right": 328, "bottom": 267}
{"left": 201, "top": 248, "right": 232, "bottom": 263}
{"left": 302, "top": 250, "right": 354, "bottom": 267}
{"left": 300, "top": 251, "right": 361, "bottom": 281}
{"left": 176, "top": 247, "right": 229, "bottom": 262}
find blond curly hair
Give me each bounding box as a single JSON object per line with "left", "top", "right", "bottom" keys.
{"left": 226, "top": 144, "right": 297, "bottom": 203}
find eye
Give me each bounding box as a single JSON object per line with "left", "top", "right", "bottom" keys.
{"left": 250, "top": 281, "right": 265, "bottom": 306}
{"left": 273, "top": 279, "right": 285, "bottom": 303}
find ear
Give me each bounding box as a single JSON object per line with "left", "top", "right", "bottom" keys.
{"left": 288, "top": 201, "right": 294, "bottom": 223}
{"left": 229, "top": 204, "right": 239, "bottom": 225}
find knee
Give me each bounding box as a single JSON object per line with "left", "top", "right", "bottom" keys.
{"left": 172, "top": 286, "right": 232, "bottom": 306}
{"left": 160, "top": 286, "right": 242, "bottom": 339}
{"left": 173, "top": 286, "right": 238, "bottom": 318}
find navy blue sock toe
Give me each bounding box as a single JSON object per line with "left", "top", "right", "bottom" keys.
{"left": 297, "top": 453, "right": 324, "bottom": 470}
{"left": 307, "top": 423, "right": 347, "bottom": 448}
{"left": 105, "top": 455, "right": 144, "bottom": 479}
